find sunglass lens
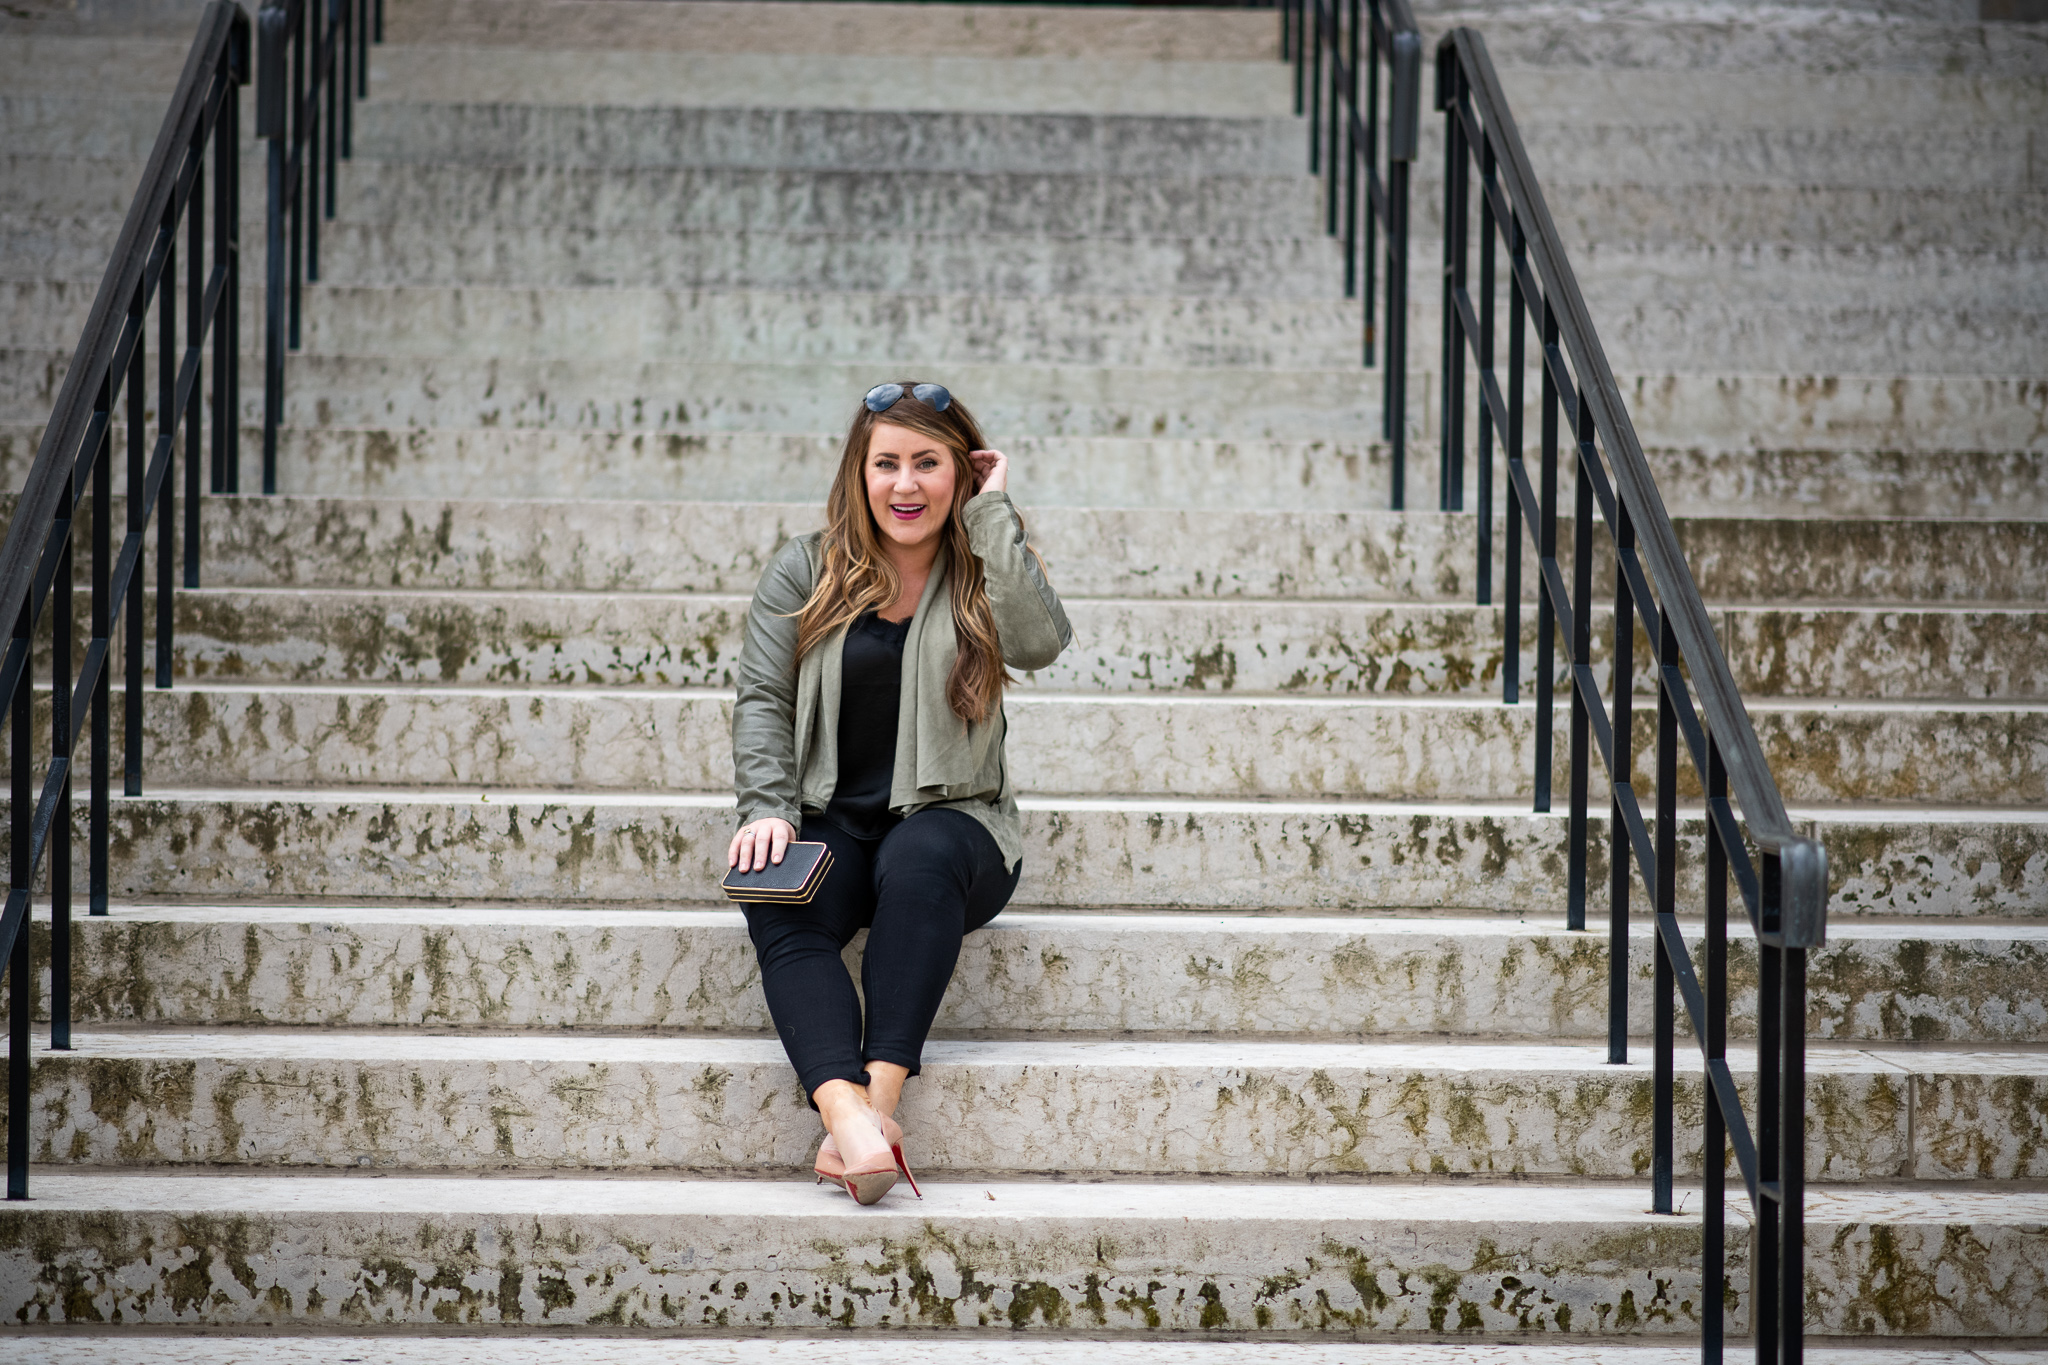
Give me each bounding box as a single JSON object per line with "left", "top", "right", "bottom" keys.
{"left": 911, "top": 383, "right": 951, "bottom": 412}
{"left": 864, "top": 383, "right": 906, "bottom": 413}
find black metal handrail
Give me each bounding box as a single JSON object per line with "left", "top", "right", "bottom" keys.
{"left": 1282, "top": 0, "right": 1419, "bottom": 506}
{"left": 1434, "top": 29, "right": 1827, "bottom": 1363}
{"left": 258, "top": 0, "right": 380, "bottom": 493}
{"left": 0, "top": 0, "right": 249, "bottom": 1199}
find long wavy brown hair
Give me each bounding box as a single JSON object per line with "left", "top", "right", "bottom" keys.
{"left": 794, "top": 383, "right": 1013, "bottom": 725}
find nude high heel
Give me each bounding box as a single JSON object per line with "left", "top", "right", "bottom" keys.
{"left": 814, "top": 1112, "right": 922, "bottom": 1199}
{"left": 813, "top": 1106, "right": 900, "bottom": 1206}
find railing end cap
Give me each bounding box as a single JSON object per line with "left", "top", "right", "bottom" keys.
{"left": 1780, "top": 837, "right": 1828, "bottom": 949}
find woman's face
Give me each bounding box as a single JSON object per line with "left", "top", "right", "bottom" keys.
{"left": 864, "top": 421, "right": 958, "bottom": 553}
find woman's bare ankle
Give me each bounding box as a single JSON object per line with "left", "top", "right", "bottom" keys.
{"left": 812, "top": 1080, "right": 888, "bottom": 1161}
{"left": 863, "top": 1061, "right": 910, "bottom": 1120}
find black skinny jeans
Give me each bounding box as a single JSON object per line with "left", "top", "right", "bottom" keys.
{"left": 741, "top": 808, "right": 1018, "bottom": 1103}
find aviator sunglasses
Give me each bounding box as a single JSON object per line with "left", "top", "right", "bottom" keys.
{"left": 865, "top": 382, "right": 952, "bottom": 414}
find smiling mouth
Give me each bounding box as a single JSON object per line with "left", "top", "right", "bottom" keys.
{"left": 889, "top": 504, "right": 926, "bottom": 520}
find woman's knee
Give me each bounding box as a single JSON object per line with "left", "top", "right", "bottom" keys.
{"left": 873, "top": 810, "right": 985, "bottom": 893}
{"left": 873, "top": 809, "right": 1015, "bottom": 931}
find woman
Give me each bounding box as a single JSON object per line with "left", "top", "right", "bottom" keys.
{"left": 727, "top": 380, "right": 1072, "bottom": 1205}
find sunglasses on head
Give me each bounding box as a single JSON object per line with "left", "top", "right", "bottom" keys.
{"left": 865, "top": 382, "right": 952, "bottom": 414}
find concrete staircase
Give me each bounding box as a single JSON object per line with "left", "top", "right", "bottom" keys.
{"left": 2, "top": 0, "right": 2045, "bottom": 1350}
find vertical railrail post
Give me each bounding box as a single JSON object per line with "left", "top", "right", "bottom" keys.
{"left": 1756, "top": 852, "right": 1783, "bottom": 1360}
{"left": 1609, "top": 500, "right": 1633, "bottom": 1067}
{"left": 1283, "top": 0, "right": 1416, "bottom": 509}
{"left": 1437, "top": 46, "right": 1465, "bottom": 512}
{"left": 1342, "top": 0, "right": 1359, "bottom": 297}
{"left": 7, "top": 604, "right": 28, "bottom": 1198}
{"left": 1307, "top": 0, "right": 1322, "bottom": 173}
{"left": 1704, "top": 736, "right": 1730, "bottom": 1359}
{"left": 1385, "top": 12, "right": 1417, "bottom": 509}
{"left": 1535, "top": 301, "right": 1559, "bottom": 822}
{"left": 1474, "top": 137, "right": 1496, "bottom": 605}
{"left": 1502, "top": 214, "right": 1525, "bottom": 705}
{"left": 261, "top": 3, "right": 287, "bottom": 493}
{"left": 1566, "top": 393, "right": 1592, "bottom": 930}
{"left": 50, "top": 482, "right": 74, "bottom": 1054}
{"left": 259, "top": 0, "right": 377, "bottom": 490}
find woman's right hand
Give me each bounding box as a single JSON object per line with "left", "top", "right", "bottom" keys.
{"left": 728, "top": 817, "right": 796, "bottom": 872}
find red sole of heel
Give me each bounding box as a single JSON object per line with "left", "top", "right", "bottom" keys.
{"left": 842, "top": 1169, "right": 899, "bottom": 1206}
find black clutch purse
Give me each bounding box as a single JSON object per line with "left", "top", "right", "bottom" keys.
{"left": 721, "top": 841, "right": 834, "bottom": 904}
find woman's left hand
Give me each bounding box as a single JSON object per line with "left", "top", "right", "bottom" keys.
{"left": 969, "top": 448, "right": 1008, "bottom": 495}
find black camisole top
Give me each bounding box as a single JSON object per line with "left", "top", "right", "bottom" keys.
{"left": 820, "top": 610, "right": 913, "bottom": 840}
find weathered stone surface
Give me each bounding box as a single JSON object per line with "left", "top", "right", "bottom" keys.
{"left": 1437, "top": 7, "right": 2048, "bottom": 77}
{"left": 382, "top": 0, "right": 1281, "bottom": 63}
{"left": 297, "top": 222, "right": 1343, "bottom": 299}
{"left": 111, "top": 683, "right": 2048, "bottom": 805}
{"left": 240, "top": 355, "right": 1392, "bottom": 441}
{"left": 150, "top": 587, "right": 2048, "bottom": 700}
{"left": 1804, "top": 1188, "right": 2048, "bottom": 1337}
{"left": 32, "top": 493, "right": 2034, "bottom": 608}
{"left": 11, "top": 421, "right": 2031, "bottom": 522}
{"left": 18, "top": 1031, "right": 2012, "bottom": 1181}
{"left": 56, "top": 789, "right": 2048, "bottom": 915}
{"left": 339, "top": 158, "right": 1324, "bottom": 237}
{"left": 39, "top": 907, "right": 2048, "bottom": 1044}
{"left": 20, "top": 349, "right": 2038, "bottom": 455}
{"left": 180, "top": 497, "right": 1509, "bottom": 602}
{"left": 1904, "top": 1051, "right": 2048, "bottom": 1179}
{"left": 353, "top": 103, "right": 1305, "bottom": 178}
{"left": 370, "top": 47, "right": 1293, "bottom": 118}
{"left": 19, "top": 1340, "right": 2019, "bottom": 1365}
{"left": 0, "top": 1174, "right": 1736, "bottom": 1333}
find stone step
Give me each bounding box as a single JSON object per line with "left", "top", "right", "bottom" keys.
{"left": 16, "top": 1029, "right": 2042, "bottom": 1182}
{"left": 7, "top": 354, "right": 2027, "bottom": 454}
{"left": 5, "top": 1172, "right": 2045, "bottom": 1336}
{"left": 1536, "top": 184, "right": 2047, "bottom": 254}
{"left": 20, "top": 103, "right": 2043, "bottom": 228}
{"left": 373, "top": 47, "right": 2048, "bottom": 130}
{"left": 1429, "top": 6, "right": 2048, "bottom": 79}
{"left": 3, "top": 282, "right": 1362, "bottom": 369}
{"left": 5, "top": 424, "right": 2043, "bottom": 518}
{"left": 6, "top": 1345, "right": 2039, "bottom": 1365}
{"left": 45, "top": 904, "right": 2048, "bottom": 1045}
{"left": 12, "top": 87, "right": 2032, "bottom": 196}
{"left": 379, "top": 0, "right": 1281, "bottom": 65}
{"left": 19, "top": 174, "right": 2042, "bottom": 274}
{"left": 63, "top": 788, "right": 2047, "bottom": 917}
{"left": 111, "top": 683, "right": 2048, "bottom": 807}
{"left": 8, "top": 490, "right": 2025, "bottom": 605}
{"left": 289, "top": 224, "right": 1342, "bottom": 300}
{"left": 369, "top": 46, "right": 1293, "bottom": 119}
{"left": 14, "top": 272, "right": 2043, "bottom": 377}
{"left": 142, "top": 586, "right": 2048, "bottom": 700}
{"left": 382, "top": 0, "right": 2033, "bottom": 75}
{"left": 348, "top": 104, "right": 1305, "bottom": 178}
{"left": 1486, "top": 65, "right": 2048, "bottom": 130}
{"left": 0, "top": 34, "right": 196, "bottom": 94}
{"left": 330, "top": 161, "right": 1327, "bottom": 240}
{"left": 355, "top": 110, "right": 2016, "bottom": 202}
{"left": 162, "top": 494, "right": 2048, "bottom": 605}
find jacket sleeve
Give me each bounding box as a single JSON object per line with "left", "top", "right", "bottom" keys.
{"left": 731, "top": 536, "right": 814, "bottom": 828}
{"left": 963, "top": 489, "right": 1074, "bottom": 671}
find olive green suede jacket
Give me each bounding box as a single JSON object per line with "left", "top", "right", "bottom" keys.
{"left": 731, "top": 490, "right": 1074, "bottom": 871}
